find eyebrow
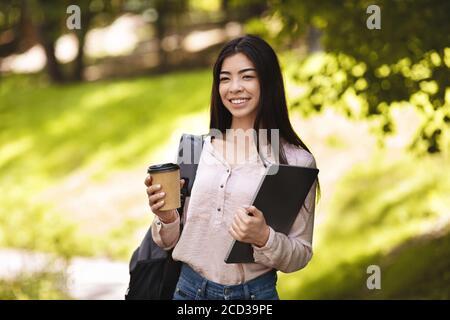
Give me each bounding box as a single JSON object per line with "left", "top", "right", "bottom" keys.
{"left": 220, "top": 68, "right": 256, "bottom": 75}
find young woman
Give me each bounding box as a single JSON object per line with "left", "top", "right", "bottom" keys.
{"left": 145, "top": 34, "right": 320, "bottom": 300}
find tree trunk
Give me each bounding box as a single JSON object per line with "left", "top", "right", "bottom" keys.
{"left": 72, "top": 25, "right": 89, "bottom": 81}
{"left": 71, "top": 4, "right": 92, "bottom": 82}
{"left": 307, "top": 26, "right": 322, "bottom": 53}
{"left": 41, "top": 39, "right": 65, "bottom": 83}
{"left": 33, "top": 0, "right": 65, "bottom": 83}
{"left": 220, "top": 0, "right": 231, "bottom": 25}
{"left": 0, "top": 0, "right": 28, "bottom": 57}
{"left": 155, "top": 0, "right": 170, "bottom": 72}
{"left": 72, "top": 36, "right": 84, "bottom": 81}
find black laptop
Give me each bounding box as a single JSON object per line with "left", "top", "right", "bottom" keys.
{"left": 224, "top": 163, "right": 319, "bottom": 264}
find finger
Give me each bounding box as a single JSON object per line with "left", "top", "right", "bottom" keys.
{"left": 146, "top": 184, "right": 161, "bottom": 196}
{"left": 180, "top": 179, "right": 185, "bottom": 188}
{"left": 149, "top": 192, "right": 165, "bottom": 204}
{"left": 234, "top": 211, "right": 246, "bottom": 226}
{"left": 144, "top": 175, "right": 152, "bottom": 187}
{"left": 229, "top": 222, "right": 244, "bottom": 241}
{"left": 228, "top": 225, "right": 241, "bottom": 241}
{"left": 232, "top": 218, "right": 247, "bottom": 235}
{"left": 246, "top": 205, "right": 262, "bottom": 217}
{"left": 237, "top": 206, "right": 247, "bottom": 215}
{"left": 236, "top": 209, "right": 251, "bottom": 224}
{"left": 151, "top": 199, "right": 165, "bottom": 212}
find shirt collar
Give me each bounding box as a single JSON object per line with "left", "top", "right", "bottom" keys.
{"left": 204, "top": 134, "right": 278, "bottom": 167}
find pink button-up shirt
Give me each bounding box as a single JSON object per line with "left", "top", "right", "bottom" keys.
{"left": 151, "top": 135, "right": 317, "bottom": 285}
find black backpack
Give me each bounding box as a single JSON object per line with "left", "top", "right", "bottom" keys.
{"left": 125, "top": 133, "right": 206, "bottom": 300}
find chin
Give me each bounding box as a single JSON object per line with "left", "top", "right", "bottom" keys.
{"left": 226, "top": 104, "right": 258, "bottom": 119}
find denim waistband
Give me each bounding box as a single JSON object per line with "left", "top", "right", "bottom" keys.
{"left": 179, "top": 263, "right": 277, "bottom": 300}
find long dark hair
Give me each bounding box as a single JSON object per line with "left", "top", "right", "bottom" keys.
{"left": 209, "top": 34, "right": 320, "bottom": 204}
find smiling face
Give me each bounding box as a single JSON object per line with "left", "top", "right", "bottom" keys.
{"left": 219, "top": 53, "right": 261, "bottom": 127}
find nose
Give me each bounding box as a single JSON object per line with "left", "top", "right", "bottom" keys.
{"left": 229, "top": 78, "right": 243, "bottom": 93}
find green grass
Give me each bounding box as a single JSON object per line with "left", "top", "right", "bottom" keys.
{"left": 0, "top": 269, "right": 71, "bottom": 300}
{"left": 0, "top": 70, "right": 211, "bottom": 260}
{"left": 0, "top": 70, "right": 211, "bottom": 182}
{"left": 278, "top": 151, "right": 450, "bottom": 299}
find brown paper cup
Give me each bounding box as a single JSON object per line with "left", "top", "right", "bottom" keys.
{"left": 148, "top": 163, "right": 181, "bottom": 211}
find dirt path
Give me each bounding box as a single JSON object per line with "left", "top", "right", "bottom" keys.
{"left": 0, "top": 248, "right": 129, "bottom": 300}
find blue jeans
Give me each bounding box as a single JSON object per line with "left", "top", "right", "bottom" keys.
{"left": 173, "top": 263, "right": 279, "bottom": 300}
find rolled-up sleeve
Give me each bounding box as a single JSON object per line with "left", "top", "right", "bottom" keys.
{"left": 151, "top": 210, "right": 181, "bottom": 250}
{"left": 151, "top": 195, "right": 191, "bottom": 250}
{"left": 252, "top": 157, "right": 317, "bottom": 273}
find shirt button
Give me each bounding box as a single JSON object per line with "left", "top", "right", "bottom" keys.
{"left": 226, "top": 169, "right": 230, "bottom": 173}
{"left": 220, "top": 185, "right": 224, "bottom": 188}
{"left": 217, "top": 208, "right": 221, "bottom": 212}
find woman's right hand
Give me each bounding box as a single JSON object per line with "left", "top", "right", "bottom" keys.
{"left": 145, "top": 174, "right": 185, "bottom": 223}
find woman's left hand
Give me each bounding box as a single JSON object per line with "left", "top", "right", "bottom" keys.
{"left": 229, "top": 206, "right": 270, "bottom": 248}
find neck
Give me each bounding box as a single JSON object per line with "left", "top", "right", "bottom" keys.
{"left": 224, "top": 117, "right": 258, "bottom": 148}
{"left": 230, "top": 116, "right": 255, "bottom": 132}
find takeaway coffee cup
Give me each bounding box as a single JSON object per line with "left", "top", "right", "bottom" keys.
{"left": 147, "top": 163, "right": 181, "bottom": 211}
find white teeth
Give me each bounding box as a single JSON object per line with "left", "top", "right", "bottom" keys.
{"left": 230, "top": 98, "right": 249, "bottom": 104}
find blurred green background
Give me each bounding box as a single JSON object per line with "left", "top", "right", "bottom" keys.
{"left": 0, "top": 0, "right": 449, "bottom": 299}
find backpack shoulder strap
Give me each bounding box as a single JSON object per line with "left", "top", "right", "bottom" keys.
{"left": 177, "top": 133, "right": 206, "bottom": 215}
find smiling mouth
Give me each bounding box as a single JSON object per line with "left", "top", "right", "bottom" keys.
{"left": 229, "top": 98, "right": 250, "bottom": 105}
